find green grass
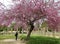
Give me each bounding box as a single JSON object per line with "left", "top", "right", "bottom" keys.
{"left": 0, "top": 34, "right": 60, "bottom": 44}
{"left": 0, "top": 34, "right": 26, "bottom": 40}
{"left": 0, "top": 34, "right": 15, "bottom": 40}
{"left": 28, "top": 36, "right": 59, "bottom": 44}
{"left": 20, "top": 35, "right": 60, "bottom": 44}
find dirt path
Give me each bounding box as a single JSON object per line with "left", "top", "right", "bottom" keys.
{"left": 0, "top": 39, "right": 25, "bottom": 44}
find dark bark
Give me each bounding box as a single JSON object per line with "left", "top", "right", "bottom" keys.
{"left": 19, "top": 27, "right": 22, "bottom": 33}
{"left": 26, "top": 20, "right": 34, "bottom": 40}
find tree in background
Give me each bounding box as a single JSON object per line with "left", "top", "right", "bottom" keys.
{"left": 18, "top": 26, "right": 22, "bottom": 33}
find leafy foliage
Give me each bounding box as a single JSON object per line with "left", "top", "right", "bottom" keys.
{"left": 41, "top": 21, "right": 47, "bottom": 28}
{"left": 0, "top": 26, "right": 7, "bottom": 32}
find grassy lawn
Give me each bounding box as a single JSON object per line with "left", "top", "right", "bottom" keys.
{"left": 20, "top": 35, "right": 60, "bottom": 44}
{"left": 0, "top": 33, "right": 26, "bottom": 40}
{"left": 27, "top": 36, "right": 60, "bottom": 44}
{"left": 0, "top": 34, "right": 15, "bottom": 40}
{"left": 0, "top": 33, "right": 60, "bottom": 44}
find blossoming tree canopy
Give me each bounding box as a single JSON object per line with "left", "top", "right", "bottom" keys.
{"left": 0, "top": 0, "right": 60, "bottom": 38}
{"left": 0, "top": 0, "right": 59, "bottom": 28}
{"left": 0, "top": 0, "right": 46, "bottom": 28}
{"left": 46, "top": 0, "right": 60, "bottom": 31}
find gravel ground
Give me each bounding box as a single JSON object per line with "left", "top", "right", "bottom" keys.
{"left": 0, "top": 39, "right": 25, "bottom": 44}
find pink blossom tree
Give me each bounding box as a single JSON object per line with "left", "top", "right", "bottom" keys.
{"left": 0, "top": 0, "right": 60, "bottom": 39}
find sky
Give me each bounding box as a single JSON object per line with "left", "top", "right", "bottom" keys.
{"left": 0, "top": 0, "right": 13, "bottom": 6}
{"left": 0, "top": 0, "right": 14, "bottom": 9}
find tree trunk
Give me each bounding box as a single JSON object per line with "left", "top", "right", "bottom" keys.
{"left": 25, "top": 19, "right": 35, "bottom": 40}
{"left": 26, "top": 28, "right": 33, "bottom": 40}
{"left": 26, "top": 23, "right": 34, "bottom": 40}
{"left": 52, "top": 30, "right": 56, "bottom": 37}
